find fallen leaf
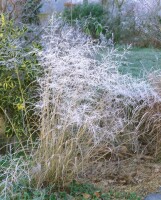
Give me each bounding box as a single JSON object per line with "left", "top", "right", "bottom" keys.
{"left": 82, "top": 193, "right": 91, "bottom": 199}
{"left": 94, "top": 191, "right": 101, "bottom": 198}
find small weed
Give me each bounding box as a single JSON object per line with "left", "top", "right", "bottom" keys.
{"left": 69, "top": 180, "right": 96, "bottom": 195}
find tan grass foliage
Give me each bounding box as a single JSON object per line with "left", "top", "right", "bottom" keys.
{"left": 31, "top": 18, "right": 161, "bottom": 188}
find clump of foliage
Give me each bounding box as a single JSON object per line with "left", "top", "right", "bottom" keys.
{"left": 68, "top": 181, "right": 141, "bottom": 200}
{"left": 21, "top": 0, "right": 42, "bottom": 24}
{"left": 32, "top": 18, "right": 161, "bottom": 193}
{"left": 0, "top": 14, "right": 41, "bottom": 139}
{"left": 63, "top": 3, "right": 107, "bottom": 38}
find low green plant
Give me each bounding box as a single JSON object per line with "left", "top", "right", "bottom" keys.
{"left": 69, "top": 181, "right": 101, "bottom": 199}
{"left": 63, "top": 3, "right": 107, "bottom": 38}
{"left": 68, "top": 181, "right": 142, "bottom": 200}
{"left": 0, "top": 14, "right": 41, "bottom": 143}
{"left": 0, "top": 173, "right": 142, "bottom": 200}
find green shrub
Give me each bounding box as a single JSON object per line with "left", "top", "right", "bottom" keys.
{"left": 21, "top": 0, "right": 42, "bottom": 24}
{"left": 63, "top": 3, "right": 107, "bottom": 38}
{"left": 0, "top": 14, "right": 41, "bottom": 140}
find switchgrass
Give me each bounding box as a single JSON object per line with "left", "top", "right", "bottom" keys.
{"left": 32, "top": 17, "right": 161, "bottom": 188}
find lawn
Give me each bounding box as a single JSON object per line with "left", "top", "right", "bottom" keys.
{"left": 119, "top": 47, "right": 161, "bottom": 77}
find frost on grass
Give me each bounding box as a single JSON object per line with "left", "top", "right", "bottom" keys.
{"left": 0, "top": 154, "right": 31, "bottom": 199}
{"left": 32, "top": 18, "right": 161, "bottom": 188}
{"left": 37, "top": 18, "right": 160, "bottom": 146}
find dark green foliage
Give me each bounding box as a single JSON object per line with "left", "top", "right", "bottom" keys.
{"left": 0, "top": 14, "right": 41, "bottom": 137}
{"left": 63, "top": 3, "right": 107, "bottom": 38}
{"left": 69, "top": 180, "right": 98, "bottom": 197}
{"left": 64, "top": 3, "right": 104, "bottom": 20}
{"left": 21, "top": 0, "right": 42, "bottom": 24}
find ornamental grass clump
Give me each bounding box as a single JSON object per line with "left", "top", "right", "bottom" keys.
{"left": 32, "top": 17, "right": 161, "bottom": 188}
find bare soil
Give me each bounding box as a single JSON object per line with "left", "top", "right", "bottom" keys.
{"left": 82, "top": 155, "right": 161, "bottom": 198}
